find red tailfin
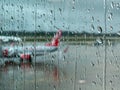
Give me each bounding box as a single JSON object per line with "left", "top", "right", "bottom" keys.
{"left": 45, "top": 30, "right": 62, "bottom": 47}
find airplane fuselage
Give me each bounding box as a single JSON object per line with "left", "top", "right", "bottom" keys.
{"left": 1, "top": 30, "right": 62, "bottom": 62}
{"left": 2, "top": 45, "right": 58, "bottom": 57}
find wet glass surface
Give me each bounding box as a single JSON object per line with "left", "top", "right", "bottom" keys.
{"left": 0, "top": 0, "right": 120, "bottom": 90}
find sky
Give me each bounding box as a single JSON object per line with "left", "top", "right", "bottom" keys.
{"left": 0, "top": 0, "right": 120, "bottom": 33}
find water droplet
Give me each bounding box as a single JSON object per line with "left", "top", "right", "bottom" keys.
{"left": 32, "top": 11, "right": 34, "bottom": 14}
{"left": 78, "top": 80, "right": 86, "bottom": 84}
{"left": 97, "top": 26, "right": 102, "bottom": 33}
{"left": 36, "top": 85, "right": 39, "bottom": 89}
{"left": 53, "top": 85, "right": 56, "bottom": 90}
{"left": 1, "top": 27, "right": 3, "bottom": 31}
{"left": 1, "top": 5, "right": 4, "bottom": 10}
{"left": 72, "top": 6, "right": 75, "bottom": 11}
{"left": 87, "top": 9, "right": 90, "bottom": 13}
{"left": 111, "top": 88, "right": 114, "bottom": 90}
{"left": 59, "top": 8, "right": 62, "bottom": 14}
{"left": 111, "top": 2, "right": 114, "bottom": 9}
{"left": 92, "top": 81, "right": 96, "bottom": 85}
{"left": 97, "top": 19, "right": 100, "bottom": 22}
{"left": 109, "top": 80, "right": 112, "bottom": 85}
{"left": 6, "top": 10, "right": 8, "bottom": 13}
{"left": 54, "top": 17, "right": 56, "bottom": 20}
{"left": 43, "top": 13, "right": 45, "bottom": 16}
{"left": 50, "top": 20, "right": 53, "bottom": 25}
{"left": 116, "top": 3, "right": 120, "bottom": 10}
{"left": 63, "top": 55, "right": 65, "bottom": 60}
{"left": 11, "top": 3, "right": 14, "bottom": 6}
{"left": 91, "top": 62, "right": 95, "bottom": 67}
{"left": 50, "top": 10, "right": 53, "bottom": 15}
{"left": 52, "top": 55, "right": 55, "bottom": 61}
{"left": 71, "top": 78, "right": 73, "bottom": 83}
{"left": 92, "top": 16, "right": 94, "bottom": 22}
{"left": 108, "top": 12, "right": 113, "bottom": 21}
{"left": 96, "top": 38, "right": 103, "bottom": 44}
{"left": 109, "top": 60, "right": 112, "bottom": 64}
{"left": 20, "top": 5, "right": 23, "bottom": 11}
{"left": 6, "top": 3, "right": 8, "bottom": 6}
{"left": 96, "top": 74, "right": 99, "bottom": 78}
{"left": 110, "top": 26, "right": 113, "bottom": 31}
{"left": 72, "top": 0, "right": 75, "bottom": 4}
{"left": 38, "top": 25, "right": 40, "bottom": 28}
{"left": 91, "top": 24, "right": 95, "bottom": 31}
{"left": 11, "top": 16, "right": 14, "bottom": 20}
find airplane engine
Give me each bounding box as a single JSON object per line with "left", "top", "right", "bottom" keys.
{"left": 20, "top": 54, "right": 32, "bottom": 63}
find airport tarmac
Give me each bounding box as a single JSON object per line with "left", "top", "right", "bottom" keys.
{"left": 0, "top": 42, "right": 120, "bottom": 90}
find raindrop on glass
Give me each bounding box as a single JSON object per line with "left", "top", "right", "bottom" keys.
{"left": 6, "top": 10, "right": 8, "bottom": 13}
{"left": 96, "top": 38, "right": 103, "bottom": 44}
{"left": 38, "top": 25, "right": 40, "bottom": 28}
{"left": 50, "top": 10, "right": 53, "bottom": 15}
{"left": 20, "top": 5, "right": 23, "bottom": 11}
{"left": 116, "top": 3, "right": 120, "bottom": 10}
{"left": 92, "top": 81, "right": 96, "bottom": 85}
{"left": 52, "top": 55, "right": 55, "bottom": 61}
{"left": 50, "top": 20, "right": 53, "bottom": 25}
{"left": 97, "top": 26, "right": 102, "bottom": 33}
{"left": 0, "top": 27, "right": 3, "bottom": 31}
{"left": 92, "top": 16, "right": 94, "bottom": 22}
{"left": 11, "top": 3, "right": 14, "bottom": 6}
{"left": 53, "top": 85, "right": 56, "bottom": 90}
{"left": 43, "top": 13, "right": 46, "bottom": 16}
{"left": 72, "top": 6, "right": 75, "bottom": 11}
{"left": 54, "top": 17, "right": 56, "bottom": 20}
{"left": 72, "top": 0, "right": 75, "bottom": 4}
{"left": 63, "top": 55, "right": 65, "bottom": 61}
{"left": 109, "top": 80, "right": 112, "bottom": 85}
{"left": 87, "top": 9, "right": 90, "bottom": 13}
{"left": 91, "top": 24, "right": 95, "bottom": 31}
{"left": 1, "top": 5, "right": 4, "bottom": 10}
{"left": 97, "top": 19, "right": 100, "bottom": 23}
{"left": 91, "top": 62, "right": 95, "bottom": 67}
{"left": 111, "top": 88, "right": 114, "bottom": 90}
{"left": 108, "top": 12, "right": 113, "bottom": 21}
{"left": 36, "top": 85, "right": 39, "bottom": 89}
{"left": 111, "top": 2, "right": 114, "bottom": 9}
{"left": 11, "top": 16, "right": 14, "bottom": 20}
{"left": 59, "top": 8, "right": 62, "bottom": 14}
{"left": 110, "top": 26, "right": 113, "bottom": 31}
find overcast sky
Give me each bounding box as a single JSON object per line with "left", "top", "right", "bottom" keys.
{"left": 0, "top": 0, "right": 120, "bottom": 33}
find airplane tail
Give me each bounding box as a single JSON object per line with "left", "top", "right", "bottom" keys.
{"left": 45, "top": 30, "right": 62, "bottom": 47}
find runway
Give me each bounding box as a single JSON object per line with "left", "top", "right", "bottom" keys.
{"left": 0, "top": 42, "right": 120, "bottom": 90}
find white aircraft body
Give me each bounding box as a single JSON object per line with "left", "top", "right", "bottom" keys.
{"left": 0, "top": 36, "right": 22, "bottom": 42}
{"left": 1, "top": 30, "right": 63, "bottom": 63}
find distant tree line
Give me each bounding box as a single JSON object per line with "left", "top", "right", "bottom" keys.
{"left": 0, "top": 30, "right": 119, "bottom": 37}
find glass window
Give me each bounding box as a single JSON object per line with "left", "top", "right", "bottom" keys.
{"left": 0, "top": 0, "right": 120, "bottom": 90}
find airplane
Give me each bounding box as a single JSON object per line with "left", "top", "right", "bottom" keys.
{"left": 0, "top": 36, "right": 22, "bottom": 42}
{"left": 1, "top": 30, "right": 64, "bottom": 63}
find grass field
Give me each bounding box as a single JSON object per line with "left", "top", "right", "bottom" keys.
{"left": 20, "top": 36, "right": 120, "bottom": 42}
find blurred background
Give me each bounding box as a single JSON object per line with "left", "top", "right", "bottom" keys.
{"left": 0, "top": 0, "right": 120, "bottom": 90}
